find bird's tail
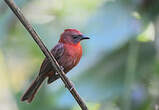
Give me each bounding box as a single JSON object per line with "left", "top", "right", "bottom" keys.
{"left": 21, "top": 75, "right": 46, "bottom": 103}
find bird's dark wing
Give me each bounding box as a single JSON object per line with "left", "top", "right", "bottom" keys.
{"left": 39, "top": 43, "right": 64, "bottom": 75}
{"left": 51, "top": 43, "right": 65, "bottom": 61}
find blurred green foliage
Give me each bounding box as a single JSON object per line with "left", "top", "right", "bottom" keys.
{"left": 1, "top": 0, "right": 159, "bottom": 110}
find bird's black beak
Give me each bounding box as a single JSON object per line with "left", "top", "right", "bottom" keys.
{"left": 81, "top": 35, "right": 90, "bottom": 40}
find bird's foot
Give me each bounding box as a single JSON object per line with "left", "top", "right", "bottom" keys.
{"left": 55, "top": 66, "right": 64, "bottom": 75}
{"left": 55, "top": 72, "right": 58, "bottom": 75}
{"left": 60, "top": 66, "right": 64, "bottom": 71}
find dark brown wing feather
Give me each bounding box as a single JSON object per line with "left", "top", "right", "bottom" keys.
{"left": 21, "top": 43, "right": 65, "bottom": 102}
{"left": 39, "top": 43, "right": 64, "bottom": 76}
{"left": 39, "top": 43, "right": 65, "bottom": 84}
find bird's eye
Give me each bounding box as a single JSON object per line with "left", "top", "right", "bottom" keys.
{"left": 72, "top": 35, "right": 80, "bottom": 39}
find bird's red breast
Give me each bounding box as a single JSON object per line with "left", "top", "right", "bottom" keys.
{"left": 61, "top": 42, "right": 82, "bottom": 72}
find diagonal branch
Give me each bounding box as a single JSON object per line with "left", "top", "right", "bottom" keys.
{"left": 4, "top": 0, "right": 88, "bottom": 110}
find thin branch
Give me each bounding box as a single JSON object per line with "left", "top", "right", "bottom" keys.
{"left": 4, "top": 0, "right": 88, "bottom": 110}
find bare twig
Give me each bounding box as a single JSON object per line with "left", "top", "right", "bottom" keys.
{"left": 4, "top": 0, "right": 88, "bottom": 110}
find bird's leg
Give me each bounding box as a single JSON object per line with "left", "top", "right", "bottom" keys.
{"left": 55, "top": 72, "right": 58, "bottom": 75}
{"left": 55, "top": 66, "right": 64, "bottom": 75}
{"left": 60, "top": 66, "right": 64, "bottom": 71}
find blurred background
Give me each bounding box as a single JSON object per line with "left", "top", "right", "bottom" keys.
{"left": 0, "top": 0, "right": 159, "bottom": 110}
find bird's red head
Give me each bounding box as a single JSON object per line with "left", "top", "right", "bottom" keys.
{"left": 59, "top": 29, "right": 89, "bottom": 45}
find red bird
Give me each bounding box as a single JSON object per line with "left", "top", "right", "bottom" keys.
{"left": 21, "top": 29, "right": 89, "bottom": 103}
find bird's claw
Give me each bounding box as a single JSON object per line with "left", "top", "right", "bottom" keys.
{"left": 60, "top": 66, "right": 64, "bottom": 71}
{"left": 55, "top": 72, "right": 58, "bottom": 75}
{"left": 55, "top": 66, "right": 64, "bottom": 75}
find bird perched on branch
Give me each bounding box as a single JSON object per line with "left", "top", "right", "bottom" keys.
{"left": 21, "top": 29, "right": 90, "bottom": 103}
